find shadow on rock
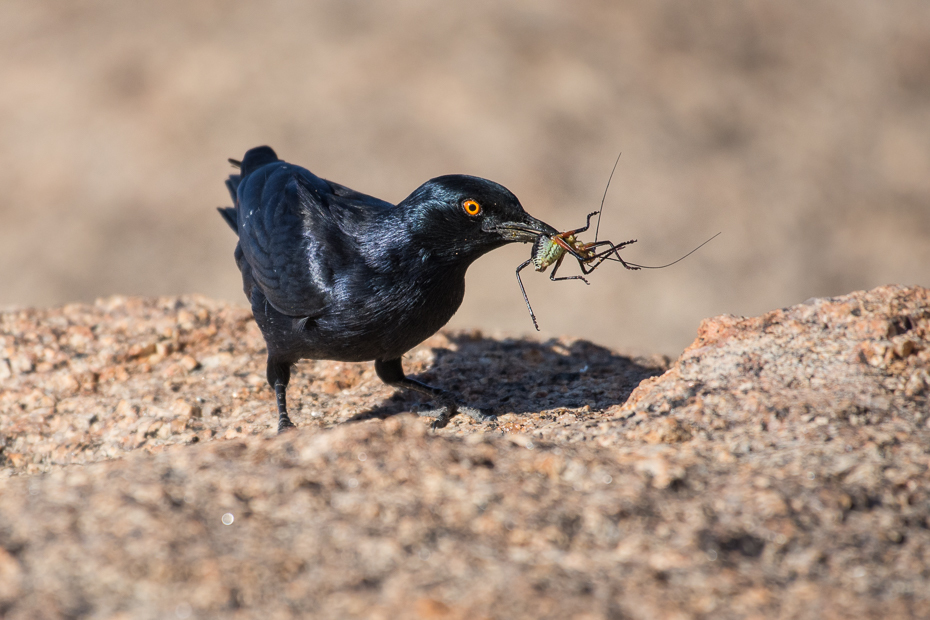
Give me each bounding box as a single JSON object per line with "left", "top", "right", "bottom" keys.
{"left": 354, "top": 333, "right": 668, "bottom": 421}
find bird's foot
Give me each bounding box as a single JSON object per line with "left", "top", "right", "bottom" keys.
{"left": 416, "top": 406, "right": 452, "bottom": 429}
{"left": 416, "top": 403, "right": 496, "bottom": 429}
{"left": 277, "top": 414, "right": 296, "bottom": 434}
{"left": 459, "top": 405, "right": 497, "bottom": 424}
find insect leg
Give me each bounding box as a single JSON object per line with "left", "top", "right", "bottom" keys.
{"left": 559, "top": 211, "right": 600, "bottom": 238}
{"left": 587, "top": 239, "right": 638, "bottom": 257}
{"left": 549, "top": 254, "right": 590, "bottom": 284}
{"left": 581, "top": 239, "right": 640, "bottom": 272}
{"left": 547, "top": 212, "right": 605, "bottom": 264}
{"left": 552, "top": 235, "right": 592, "bottom": 264}
{"left": 516, "top": 258, "right": 540, "bottom": 331}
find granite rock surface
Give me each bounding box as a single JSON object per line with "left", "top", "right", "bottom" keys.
{"left": 1, "top": 285, "right": 928, "bottom": 619}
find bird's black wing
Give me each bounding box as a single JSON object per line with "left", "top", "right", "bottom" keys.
{"left": 234, "top": 151, "right": 394, "bottom": 319}
{"left": 324, "top": 179, "right": 394, "bottom": 212}
{"left": 235, "top": 159, "right": 338, "bottom": 318}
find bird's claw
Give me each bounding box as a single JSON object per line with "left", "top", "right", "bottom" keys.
{"left": 416, "top": 406, "right": 451, "bottom": 428}
{"left": 416, "top": 403, "right": 496, "bottom": 429}
{"left": 277, "top": 415, "right": 296, "bottom": 434}
{"left": 459, "top": 406, "right": 497, "bottom": 423}
{"left": 431, "top": 414, "right": 451, "bottom": 430}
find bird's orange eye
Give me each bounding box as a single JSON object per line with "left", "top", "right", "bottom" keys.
{"left": 463, "top": 199, "right": 481, "bottom": 216}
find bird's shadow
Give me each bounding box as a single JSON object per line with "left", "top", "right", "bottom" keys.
{"left": 354, "top": 333, "right": 669, "bottom": 421}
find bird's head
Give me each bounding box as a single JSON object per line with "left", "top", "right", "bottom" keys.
{"left": 400, "top": 175, "right": 557, "bottom": 264}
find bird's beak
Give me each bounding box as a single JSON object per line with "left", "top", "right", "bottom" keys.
{"left": 485, "top": 213, "right": 559, "bottom": 243}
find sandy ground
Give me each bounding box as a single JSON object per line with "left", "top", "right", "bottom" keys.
{"left": 0, "top": 285, "right": 928, "bottom": 618}
{"left": 2, "top": 1, "right": 930, "bottom": 355}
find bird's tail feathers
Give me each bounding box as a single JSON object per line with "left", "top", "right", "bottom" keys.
{"left": 217, "top": 206, "right": 238, "bottom": 233}
{"left": 220, "top": 146, "right": 279, "bottom": 234}
{"left": 225, "top": 176, "right": 241, "bottom": 205}
{"left": 240, "top": 145, "right": 279, "bottom": 176}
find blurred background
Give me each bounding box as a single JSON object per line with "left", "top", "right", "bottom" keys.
{"left": 1, "top": 0, "right": 929, "bottom": 355}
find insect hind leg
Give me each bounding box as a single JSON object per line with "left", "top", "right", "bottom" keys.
{"left": 581, "top": 239, "right": 640, "bottom": 273}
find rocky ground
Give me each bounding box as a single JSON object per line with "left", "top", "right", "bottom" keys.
{"left": 1, "top": 285, "right": 928, "bottom": 619}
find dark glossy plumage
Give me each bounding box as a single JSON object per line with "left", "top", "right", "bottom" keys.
{"left": 220, "top": 146, "right": 556, "bottom": 431}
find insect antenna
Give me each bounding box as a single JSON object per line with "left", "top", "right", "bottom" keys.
{"left": 621, "top": 232, "right": 721, "bottom": 269}
{"left": 594, "top": 152, "right": 622, "bottom": 244}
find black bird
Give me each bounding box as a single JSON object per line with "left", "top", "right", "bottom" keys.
{"left": 219, "top": 146, "right": 558, "bottom": 432}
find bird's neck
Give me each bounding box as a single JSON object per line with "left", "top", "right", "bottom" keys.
{"left": 410, "top": 229, "right": 506, "bottom": 271}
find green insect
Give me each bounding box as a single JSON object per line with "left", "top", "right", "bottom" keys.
{"left": 515, "top": 211, "right": 639, "bottom": 330}
{"left": 515, "top": 155, "right": 719, "bottom": 330}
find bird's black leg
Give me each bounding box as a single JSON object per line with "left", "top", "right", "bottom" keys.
{"left": 375, "top": 358, "right": 494, "bottom": 429}
{"left": 267, "top": 360, "right": 296, "bottom": 433}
